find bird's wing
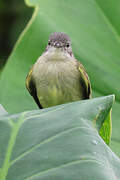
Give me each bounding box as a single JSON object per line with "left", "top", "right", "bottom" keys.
{"left": 26, "top": 66, "right": 43, "bottom": 109}
{"left": 77, "top": 61, "right": 92, "bottom": 99}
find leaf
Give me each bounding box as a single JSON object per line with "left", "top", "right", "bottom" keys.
{"left": 0, "top": 0, "right": 120, "bottom": 155}
{"left": 0, "top": 95, "right": 119, "bottom": 180}
{"left": 0, "top": 105, "right": 8, "bottom": 116}
{"left": 99, "top": 111, "right": 112, "bottom": 145}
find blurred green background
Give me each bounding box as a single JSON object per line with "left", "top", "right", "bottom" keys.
{"left": 0, "top": 0, "right": 33, "bottom": 69}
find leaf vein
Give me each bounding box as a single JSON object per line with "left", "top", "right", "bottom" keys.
{"left": 10, "top": 126, "right": 90, "bottom": 166}
{"left": 24, "top": 159, "right": 104, "bottom": 180}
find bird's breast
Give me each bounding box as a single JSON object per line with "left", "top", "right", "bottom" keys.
{"left": 32, "top": 54, "right": 84, "bottom": 107}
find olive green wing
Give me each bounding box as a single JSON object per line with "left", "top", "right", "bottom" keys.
{"left": 26, "top": 67, "right": 43, "bottom": 109}
{"left": 77, "top": 61, "right": 92, "bottom": 99}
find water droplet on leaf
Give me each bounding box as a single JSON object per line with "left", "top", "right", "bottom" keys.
{"left": 92, "top": 140, "right": 98, "bottom": 145}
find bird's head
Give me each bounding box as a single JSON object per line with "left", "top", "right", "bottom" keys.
{"left": 46, "top": 32, "right": 73, "bottom": 57}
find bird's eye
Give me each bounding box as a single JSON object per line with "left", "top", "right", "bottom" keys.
{"left": 66, "top": 43, "right": 70, "bottom": 48}
{"left": 48, "top": 41, "right": 51, "bottom": 45}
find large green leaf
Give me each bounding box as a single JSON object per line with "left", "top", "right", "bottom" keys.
{"left": 1, "top": 95, "right": 119, "bottom": 180}
{"left": 0, "top": 0, "right": 120, "bottom": 155}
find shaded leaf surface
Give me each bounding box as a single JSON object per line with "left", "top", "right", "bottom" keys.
{"left": 0, "top": 96, "right": 119, "bottom": 180}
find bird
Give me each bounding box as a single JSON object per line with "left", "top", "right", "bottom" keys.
{"left": 26, "top": 32, "right": 91, "bottom": 109}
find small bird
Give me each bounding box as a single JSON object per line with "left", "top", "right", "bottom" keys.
{"left": 26, "top": 32, "right": 91, "bottom": 109}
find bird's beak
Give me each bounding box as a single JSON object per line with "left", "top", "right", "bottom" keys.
{"left": 53, "top": 42, "right": 62, "bottom": 48}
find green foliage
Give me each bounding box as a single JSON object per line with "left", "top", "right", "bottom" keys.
{"left": 0, "top": 0, "right": 33, "bottom": 69}
{"left": 1, "top": 96, "right": 119, "bottom": 180}
{"left": 0, "top": 105, "right": 8, "bottom": 116}
{"left": 99, "top": 111, "right": 112, "bottom": 145}
{"left": 0, "top": 0, "right": 119, "bottom": 160}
